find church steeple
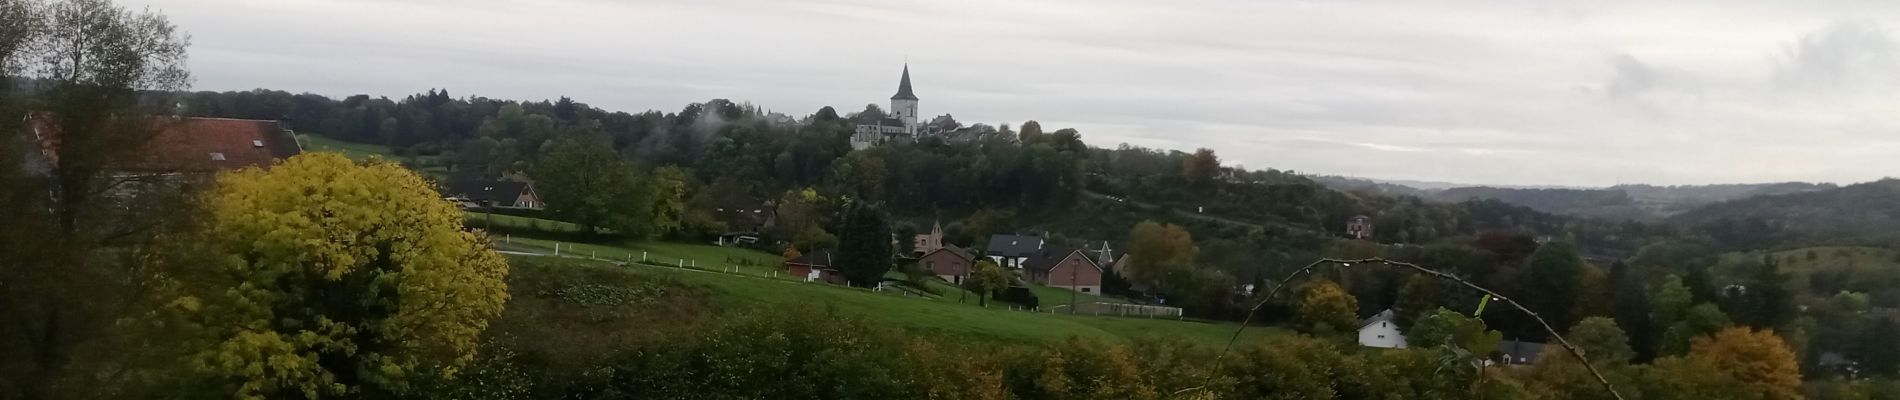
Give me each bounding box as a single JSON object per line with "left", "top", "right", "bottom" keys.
{"left": 891, "top": 64, "right": 918, "bottom": 101}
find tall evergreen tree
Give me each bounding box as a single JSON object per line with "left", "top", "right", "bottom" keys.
{"left": 1524, "top": 241, "right": 1587, "bottom": 335}
{"left": 835, "top": 200, "right": 893, "bottom": 287}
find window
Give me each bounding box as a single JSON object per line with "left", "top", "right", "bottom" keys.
{"left": 209, "top": 152, "right": 225, "bottom": 161}
{"left": 251, "top": 139, "right": 265, "bottom": 148}
{"left": 1081, "top": 288, "right": 1092, "bottom": 293}
{"left": 926, "top": 261, "right": 935, "bottom": 270}
{"left": 1378, "top": 335, "right": 1386, "bottom": 339}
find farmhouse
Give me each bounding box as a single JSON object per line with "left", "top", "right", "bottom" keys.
{"left": 29, "top": 116, "right": 303, "bottom": 175}
{"left": 1494, "top": 340, "right": 1546, "bottom": 365}
{"left": 1022, "top": 248, "right": 1103, "bottom": 294}
{"left": 443, "top": 180, "right": 542, "bottom": 209}
{"left": 985, "top": 234, "right": 1043, "bottom": 269}
{"left": 912, "top": 221, "right": 945, "bottom": 256}
{"left": 1358, "top": 309, "right": 1407, "bottom": 349}
{"left": 919, "top": 245, "right": 976, "bottom": 285}
{"left": 784, "top": 250, "right": 844, "bottom": 284}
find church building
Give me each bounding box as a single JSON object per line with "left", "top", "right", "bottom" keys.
{"left": 852, "top": 65, "right": 920, "bottom": 149}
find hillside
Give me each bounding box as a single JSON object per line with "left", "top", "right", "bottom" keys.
{"left": 1671, "top": 179, "right": 1900, "bottom": 249}
{"left": 500, "top": 255, "right": 1284, "bottom": 346}
{"left": 1425, "top": 182, "right": 1833, "bottom": 220}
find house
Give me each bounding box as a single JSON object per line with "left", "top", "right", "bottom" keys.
{"left": 984, "top": 234, "right": 1043, "bottom": 269}
{"left": 1346, "top": 215, "right": 1374, "bottom": 240}
{"left": 712, "top": 200, "right": 776, "bottom": 234}
{"left": 1358, "top": 309, "right": 1407, "bottom": 349}
{"left": 920, "top": 245, "right": 976, "bottom": 285}
{"left": 784, "top": 250, "right": 844, "bottom": 284}
{"left": 444, "top": 180, "right": 542, "bottom": 209}
{"left": 31, "top": 116, "right": 303, "bottom": 175}
{"left": 1494, "top": 340, "right": 1546, "bottom": 365}
{"left": 1107, "top": 255, "right": 1153, "bottom": 294}
{"left": 912, "top": 221, "right": 945, "bottom": 256}
{"left": 1022, "top": 248, "right": 1104, "bottom": 294}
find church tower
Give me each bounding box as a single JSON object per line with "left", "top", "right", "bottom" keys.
{"left": 889, "top": 64, "right": 919, "bottom": 135}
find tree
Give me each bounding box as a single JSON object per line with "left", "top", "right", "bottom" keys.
{"left": 1294, "top": 280, "right": 1359, "bottom": 336}
{"left": 1686, "top": 327, "right": 1803, "bottom": 400}
{"left": 167, "top": 153, "right": 509, "bottom": 399}
{"left": 1018, "top": 120, "right": 1043, "bottom": 143}
{"left": 1860, "top": 319, "right": 1900, "bottom": 376}
{"left": 1409, "top": 308, "right": 1502, "bottom": 358}
{"left": 533, "top": 134, "right": 641, "bottom": 234}
{"left": 1650, "top": 274, "right": 1694, "bottom": 356}
{"left": 1567, "top": 317, "right": 1634, "bottom": 365}
{"left": 1729, "top": 256, "right": 1795, "bottom": 329}
{"left": 964, "top": 259, "right": 1010, "bottom": 307}
{"left": 0, "top": 1, "right": 191, "bottom": 398}
{"left": 1525, "top": 241, "right": 1588, "bottom": 334}
{"left": 1124, "top": 221, "right": 1196, "bottom": 290}
{"left": 631, "top": 165, "right": 690, "bottom": 238}
{"left": 1530, "top": 317, "right": 1635, "bottom": 400}
{"left": 1182, "top": 148, "right": 1220, "bottom": 190}
{"left": 1660, "top": 303, "right": 1732, "bottom": 356}
{"left": 835, "top": 200, "right": 893, "bottom": 287}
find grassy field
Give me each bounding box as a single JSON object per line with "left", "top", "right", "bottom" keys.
{"left": 297, "top": 133, "right": 451, "bottom": 178}
{"left": 550, "top": 256, "right": 1283, "bottom": 346}
{"left": 498, "top": 237, "right": 788, "bottom": 278}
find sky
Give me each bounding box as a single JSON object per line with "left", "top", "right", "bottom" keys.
{"left": 137, "top": 0, "right": 1900, "bottom": 187}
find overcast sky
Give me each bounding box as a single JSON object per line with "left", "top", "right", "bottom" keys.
{"left": 139, "top": 0, "right": 1900, "bottom": 187}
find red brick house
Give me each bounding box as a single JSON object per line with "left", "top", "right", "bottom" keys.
{"left": 784, "top": 250, "right": 844, "bottom": 284}
{"left": 31, "top": 116, "right": 303, "bottom": 174}
{"left": 1023, "top": 248, "right": 1103, "bottom": 294}
{"left": 919, "top": 244, "right": 975, "bottom": 285}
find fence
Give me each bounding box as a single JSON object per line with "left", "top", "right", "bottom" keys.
{"left": 1077, "top": 302, "right": 1183, "bottom": 318}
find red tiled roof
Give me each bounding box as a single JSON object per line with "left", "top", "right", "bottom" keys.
{"left": 34, "top": 116, "right": 302, "bottom": 172}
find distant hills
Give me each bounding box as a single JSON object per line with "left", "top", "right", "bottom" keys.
{"left": 1311, "top": 175, "right": 1839, "bottom": 221}
{"left": 1670, "top": 179, "right": 1900, "bottom": 248}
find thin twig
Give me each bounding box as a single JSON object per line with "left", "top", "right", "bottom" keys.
{"left": 1173, "top": 258, "right": 1626, "bottom": 400}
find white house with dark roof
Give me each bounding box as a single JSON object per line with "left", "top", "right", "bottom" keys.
{"left": 1358, "top": 309, "right": 1407, "bottom": 349}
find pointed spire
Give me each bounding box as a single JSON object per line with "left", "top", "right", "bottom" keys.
{"left": 891, "top": 64, "right": 918, "bottom": 101}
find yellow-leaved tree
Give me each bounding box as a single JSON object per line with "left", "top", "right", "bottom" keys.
{"left": 1686, "top": 327, "right": 1803, "bottom": 400}
{"left": 167, "top": 153, "right": 509, "bottom": 399}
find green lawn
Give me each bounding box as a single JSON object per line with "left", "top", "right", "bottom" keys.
{"left": 600, "top": 257, "right": 1283, "bottom": 346}
{"left": 499, "top": 237, "right": 789, "bottom": 278}
{"left": 1028, "top": 282, "right": 1127, "bottom": 307}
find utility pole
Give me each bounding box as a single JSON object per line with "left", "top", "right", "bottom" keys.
{"left": 1071, "top": 258, "right": 1078, "bottom": 314}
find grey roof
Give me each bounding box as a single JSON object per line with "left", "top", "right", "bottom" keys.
{"left": 788, "top": 250, "right": 835, "bottom": 268}
{"left": 1497, "top": 340, "right": 1546, "bottom": 364}
{"left": 985, "top": 234, "right": 1043, "bottom": 258}
{"left": 445, "top": 180, "right": 531, "bottom": 204}
{"left": 1022, "top": 248, "right": 1098, "bottom": 273}
{"left": 1361, "top": 309, "right": 1397, "bottom": 329}
{"left": 1819, "top": 352, "right": 1855, "bottom": 367}
{"left": 925, "top": 244, "right": 975, "bottom": 262}
{"left": 891, "top": 64, "right": 917, "bottom": 101}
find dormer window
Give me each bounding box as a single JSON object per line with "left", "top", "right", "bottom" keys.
{"left": 209, "top": 152, "right": 225, "bottom": 161}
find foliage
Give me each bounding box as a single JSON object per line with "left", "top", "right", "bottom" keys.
{"left": 1293, "top": 279, "right": 1359, "bottom": 336}
{"left": 532, "top": 134, "right": 642, "bottom": 234}
{"left": 835, "top": 200, "right": 894, "bottom": 286}
{"left": 1687, "top": 327, "right": 1804, "bottom": 400}
{"left": 1525, "top": 241, "right": 1590, "bottom": 334}
{"left": 1125, "top": 220, "right": 1197, "bottom": 290}
{"left": 164, "top": 154, "right": 510, "bottom": 399}
{"left": 1408, "top": 308, "right": 1501, "bottom": 359}
{"left": 964, "top": 259, "right": 1011, "bottom": 307}
{"left": 0, "top": 1, "right": 192, "bottom": 398}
